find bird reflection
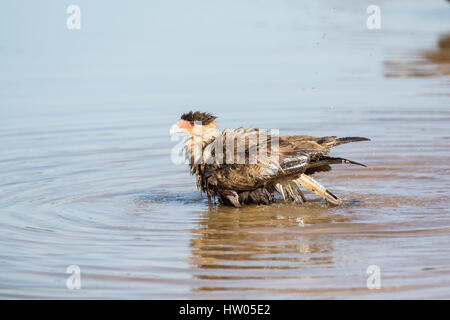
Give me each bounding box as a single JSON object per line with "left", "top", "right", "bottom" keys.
{"left": 187, "top": 203, "right": 344, "bottom": 288}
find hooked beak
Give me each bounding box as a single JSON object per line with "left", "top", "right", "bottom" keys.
{"left": 170, "top": 120, "right": 193, "bottom": 136}
{"left": 169, "top": 123, "right": 181, "bottom": 136}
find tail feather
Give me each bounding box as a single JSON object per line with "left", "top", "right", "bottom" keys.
{"left": 322, "top": 156, "right": 366, "bottom": 167}
{"left": 306, "top": 156, "right": 367, "bottom": 172}
{"left": 325, "top": 136, "right": 371, "bottom": 148}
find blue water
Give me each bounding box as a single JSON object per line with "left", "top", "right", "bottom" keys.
{"left": 0, "top": 0, "right": 449, "bottom": 299}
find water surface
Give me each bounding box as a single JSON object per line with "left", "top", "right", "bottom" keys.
{"left": 0, "top": 0, "right": 450, "bottom": 299}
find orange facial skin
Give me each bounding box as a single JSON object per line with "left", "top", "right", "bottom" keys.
{"left": 177, "top": 120, "right": 193, "bottom": 131}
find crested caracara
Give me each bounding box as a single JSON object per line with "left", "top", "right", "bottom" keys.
{"left": 170, "top": 111, "right": 370, "bottom": 207}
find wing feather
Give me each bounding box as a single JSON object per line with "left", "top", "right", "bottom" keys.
{"left": 197, "top": 131, "right": 369, "bottom": 194}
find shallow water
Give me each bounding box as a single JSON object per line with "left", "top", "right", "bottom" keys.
{"left": 1, "top": 1, "right": 450, "bottom": 299}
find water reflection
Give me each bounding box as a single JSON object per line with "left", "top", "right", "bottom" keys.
{"left": 188, "top": 204, "right": 341, "bottom": 283}
{"left": 385, "top": 33, "right": 450, "bottom": 78}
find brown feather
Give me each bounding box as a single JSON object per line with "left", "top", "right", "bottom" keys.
{"left": 179, "top": 113, "right": 370, "bottom": 207}
{"left": 181, "top": 111, "right": 217, "bottom": 125}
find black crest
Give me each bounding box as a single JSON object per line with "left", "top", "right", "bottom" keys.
{"left": 181, "top": 111, "right": 217, "bottom": 125}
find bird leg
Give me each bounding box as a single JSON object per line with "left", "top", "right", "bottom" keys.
{"left": 285, "top": 184, "right": 296, "bottom": 203}
{"left": 286, "top": 183, "right": 303, "bottom": 204}
{"left": 295, "top": 185, "right": 307, "bottom": 203}
{"left": 295, "top": 174, "right": 342, "bottom": 205}
{"left": 274, "top": 183, "right": 287, "bottom": 202}
{"left": 275, "top": 182, "right": 303, "bottom": 204}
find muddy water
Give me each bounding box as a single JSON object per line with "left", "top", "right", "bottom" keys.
{"left": 1, "top": 1, "right": 450, "bottom": 299}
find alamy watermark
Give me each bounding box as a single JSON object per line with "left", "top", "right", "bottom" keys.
{"left": 366, "top": 5, "right": 381, "bottom": 30}
{"left": 66, "top": 265, "right": 81, "bottom": 290}
{"left": 366, "top": 265, "right": 381, "bottom": 289}
{"left": 66, "top": 5, "right": 81, "bottom": 30}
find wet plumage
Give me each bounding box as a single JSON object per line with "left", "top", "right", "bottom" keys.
{"left": 170, "top": 111, "right": 370, "bottom": 207}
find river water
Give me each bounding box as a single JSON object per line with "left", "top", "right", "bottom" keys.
{"left": 1, "top": 0, "right": 449, "bottom": 299}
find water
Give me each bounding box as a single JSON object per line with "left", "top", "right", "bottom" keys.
{"left": 0, "top": 0, "right": 449, "bottom": 299}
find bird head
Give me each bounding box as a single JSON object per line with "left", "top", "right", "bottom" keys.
{"left": 169, "top": 111, "right": 217, "bottom": 137}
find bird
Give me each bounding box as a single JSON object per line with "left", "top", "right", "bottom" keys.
{"left": 170, "top": 111, "right": 370, "bottom": 207}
